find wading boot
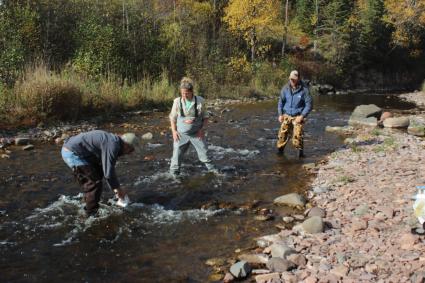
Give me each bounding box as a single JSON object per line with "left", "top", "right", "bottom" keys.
{"left": 297, "top": 149, "right": 305, "bottom": 158}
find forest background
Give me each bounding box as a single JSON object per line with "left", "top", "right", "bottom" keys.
{"left": 1, "top": 0, "right": 424, "bottom": 124}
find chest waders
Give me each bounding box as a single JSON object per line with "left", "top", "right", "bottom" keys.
{"left": 170, "top": 96, "right": 215, "bottom": 175}
{"left": 176, "top": 96, "right": 204, "bottom": 136}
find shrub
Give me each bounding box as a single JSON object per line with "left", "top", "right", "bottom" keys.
{"left": 14, "top": 64, "right": 83, "bottom": 121}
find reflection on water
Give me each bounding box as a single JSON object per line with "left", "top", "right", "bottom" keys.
{"left": 0, "top": 94, "right": 415, "bottom": 282}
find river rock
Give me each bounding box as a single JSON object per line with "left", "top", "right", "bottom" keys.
{"left": 293, "top": 216, "right": 324, "bottom": 234}
{"left": 23, "top": 145, "right": 35, "bottom": 151}
{"left": 141, "top": 132, "right": 153, "bottom": 140}
{"left": 383, "top": 117, "right": 410, "bottom": 128}
{"left": 287, "top": 253, "right": 307, "bottom": 268}
{"left": 274, "top": 193, "right": 306, "bottom": 208}
{"left": 348, "top": 117, "right": 378, "bottom": 127}
{"left": 325, "top": 126, "right": 354, "bottom": 134}
{"left": 223, "top": 272, "right": 235, "bottom": 283}
{"left": 266, "top": 258, "right": 296, "bottom": 272}
{"left": 411, "top": 271, "right": 425, "bottom": 283}
{"left": 238, "top": 253, "right": 269, "bottom": 265}
{"left": 205, "top": 257, "right": 226, "bottom": 267}
{"left": 330, "top": 264, "right": 349, "bottom": 277}
{"left": 307, "top": 207, "right": 326, "bottom": 218}
{"left": 348, "top": 104, "right": 382, "bottom": 127}
{"left": 230, "top": 261, "right": 251, "bottom": 278}
{"left": 408, "top": 118, "right": 425, "bottom": 137}
{"left": 269, "top": 242, "right": 296, "bottom": 259}
{"left": 15, "top": 137, "right": 31, "bottom": 146}
{"left": 255, "top": 272, "right": 281, "bottom": 283}
{"left": 282, "top": 216, "right": 294, "bottom": 223}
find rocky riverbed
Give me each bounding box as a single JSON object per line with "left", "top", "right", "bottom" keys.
{"left": 219, "top": 92, "right": 425, "bottom": 283}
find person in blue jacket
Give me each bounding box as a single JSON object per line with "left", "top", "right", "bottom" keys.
{"left": 277, "top": 70, "right": 313, "bottom": 158}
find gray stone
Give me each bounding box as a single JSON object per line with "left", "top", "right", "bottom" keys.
{"left": 230, "top": 261, "right": 251, "bottom": 278}
{"left": 408, "top": 118, "right": 425, "bottom": 137}
{"left": 141, "top": 132, "right": 153, "bottom": 140}
{"left": 282, "top": 216, "right": 294, "bottom": 223}
{"left": 325, "top": 126, "right": 354, "bottom": 134}
{"left": 15, "top": 137, "right": 31, "bottom": 146}
{"left": 293, "top": 216, "right": 324, "bottom": 234}
{"left": 205, "top": 257, "right": 226, "bottom": 266}
{"left": 255, "top": 272, "right": 282, "bottom": 283}
{"left": 238, "top": 253, "right": 269, "bottom": 265}
{"left": 351, "top": 104, "right": 382, "bottom": 118}
{"left": 307, "top": 207, "right": 326, "bottom": 218}
{"left": 410, "top": 271, "right": 425, "bottom": 283}
{"left": 274, "top": 193, "right": 306, "bottom": 208}
{"left": 353, "top": 204, "right": 369, "bottom": 216}
{"left": 383, "top": 117, "right": 410, "bottom": 128}
{"left": 313, "top": 186, "right": 329, "bottom": 194}
{"left": 266, "top": 257, "right": 296, "bottom": 272}
{"left": 269, "top": 242, "right": 296, "bottom": 259}
{"left": 23, "top": 144, "right": 34, "bottom": 151}
{"left": 287, "top": 253, "right": 307, "bottom": 268}
{"left": 348, "top": 117, "right": 378, "bottom": 127}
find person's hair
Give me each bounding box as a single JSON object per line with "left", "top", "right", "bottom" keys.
{"left": 180, "top": 77, "right": 194, "bottom": 91}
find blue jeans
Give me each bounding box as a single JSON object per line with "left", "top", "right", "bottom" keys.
{"left": 61, "top": 147, "right": 89, "bottom": 169}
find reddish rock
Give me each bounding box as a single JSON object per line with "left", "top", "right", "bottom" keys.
{"left": 255, "top": 272, "right": 281, "bottom": 283}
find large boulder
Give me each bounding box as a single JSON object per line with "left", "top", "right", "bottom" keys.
{"left": 348, "top": 104, "right": 382, "bottom": 127}
{"left": 383, "top": 116, "right": 410, "bottom": 128}
{"left": 273, "top": 193, "right": 306, "bottom": 208}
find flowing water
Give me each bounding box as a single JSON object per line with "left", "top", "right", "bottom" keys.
{"left": 0, "top": 94, "right": 415, "bottom": 282}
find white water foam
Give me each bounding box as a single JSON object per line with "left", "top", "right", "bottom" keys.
{"left": 208, "top": 144, "right": 259, "bottom": 160}
{"left": 128, "top": 202, "right": 225, "bottom": 225}
{"left": 134, "top": 171, "right": 181, "bottom": 185}
{"left": 23, "top": 194, "right": 225, "bottom": 247}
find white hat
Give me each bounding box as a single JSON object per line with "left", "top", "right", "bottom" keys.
{"left": 121, "top": 133, "right": 141, "bottom": 153}
{"left": 289, "top": 70, "right": 299, "bottom": 80}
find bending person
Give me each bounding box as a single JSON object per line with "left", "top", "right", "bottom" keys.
{"left": 169, "top": 77, "right": 215, "bottom": 176}
{"left": 277, "top": 70, "right": 313, "bottom": 158}
{"left": 61, "top": 130, "right": 139, "bottom": 215}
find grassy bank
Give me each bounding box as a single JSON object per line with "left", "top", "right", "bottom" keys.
{"left": 0, "top": 63, "right": 287, "bottom": 127}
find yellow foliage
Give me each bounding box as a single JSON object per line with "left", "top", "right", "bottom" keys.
{"left": 223, "top": 0, "right": 282, "bottom": 40}
{"left": 384, "top": 0, "right": 425, "bottom": 47}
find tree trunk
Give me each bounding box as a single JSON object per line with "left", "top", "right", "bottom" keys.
{"left": 313, "top": 0, "right": 319, "bottom": 54}
{"left": 251, "top": 28, "right": 256, "bottom": 62}
{"left": 282, "top": 0, "right": 289, "bottom": 57}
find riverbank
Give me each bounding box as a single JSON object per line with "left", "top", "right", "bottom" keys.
{"left": 221, "top": 91, "right": 425, "bottom": 282}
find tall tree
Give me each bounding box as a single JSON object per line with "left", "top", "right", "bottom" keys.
{"left": 223, "top": 0, "right": 281, "bottom": 62}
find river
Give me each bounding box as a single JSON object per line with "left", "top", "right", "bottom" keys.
{"left": 0, "top": 94, "right": 415, "bottom": 282}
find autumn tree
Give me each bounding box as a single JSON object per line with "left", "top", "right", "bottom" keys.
{"left": 384, "top": 0, "right": 425, "bottom": 56}
{"left": 223, "top": 0, "right": 281, "bottom": 62}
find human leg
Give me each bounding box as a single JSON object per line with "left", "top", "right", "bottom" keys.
{"left": 277, "top": 115, "right": 293, "bottom": 153}
{"left": 170, "top": 135, "right": 190, "bottom": 175}
{"left": 73, "top": 164, "right": 104, "bottom": 215}
{"left": 190, "top": 136, "right": 216, "bottom": 172}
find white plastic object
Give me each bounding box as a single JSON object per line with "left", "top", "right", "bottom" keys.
{"left": 413, "top": 186, "right": 425, "bottom": 224}
{"left": 116, "top": 195, "right": 130, "bottom": 208}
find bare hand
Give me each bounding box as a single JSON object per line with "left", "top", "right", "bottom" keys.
{"left": 172, "top": 130, "right": 180, "bottom": 142}
{"left": 184, "top": 119, "right": 194, "bottom": 124}
{"left": 278, "top": 115, "right": 284, "bottom": 123}
{"left": 295, "top": 115, "right": 304, "bottom": 124}
{"left": 114, "top": 188, "right": 127, "bottom": 199}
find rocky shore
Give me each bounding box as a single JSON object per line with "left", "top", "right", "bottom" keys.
{"left": 217, "top": 92, "right": 425, "bottom": 282}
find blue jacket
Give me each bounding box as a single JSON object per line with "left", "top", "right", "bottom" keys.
{"left": 278, "top": 82, "right": 312, "bottom": 117}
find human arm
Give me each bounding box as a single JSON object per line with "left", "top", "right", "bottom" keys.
{"left": 169, "top": 99, "right": 180, "bottom": 141}
{"left": 278, "top": 88, "right": 286, "bottom": 122}
{"left": 301, "top": 88, "right": 313, "bottom": 118}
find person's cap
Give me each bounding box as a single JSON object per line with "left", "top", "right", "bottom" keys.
{"left": 289, "top": 70, "right": 299, "bottom": 80}
{"left": 121, "top": 133, "right": 141, "bottom": 153}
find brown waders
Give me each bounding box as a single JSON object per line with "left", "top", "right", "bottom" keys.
{"left": 277, "top": 114, "right": 304, "bottom": 154}
{"left": 73, "top": 164, "right": 104, "bottom": 215}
